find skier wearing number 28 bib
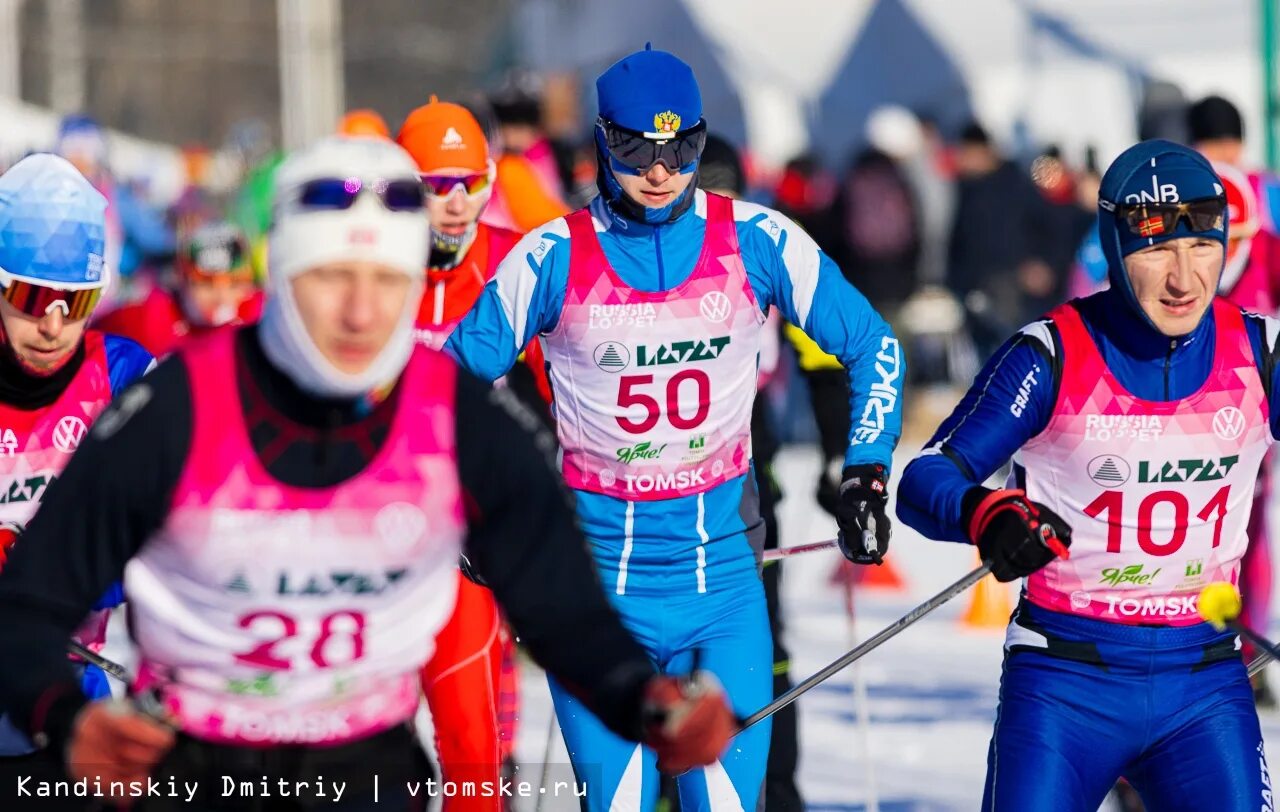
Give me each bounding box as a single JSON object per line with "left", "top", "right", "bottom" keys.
{"left": 0, "top": 136, "right": 737, "bottom": 811}
{"left": 446, "top": 45, "right": 902, "bottom": 812}
{"left": 898, "top": 139, "right": 1279, "bottom": 811}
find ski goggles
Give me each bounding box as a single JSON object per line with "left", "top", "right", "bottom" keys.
{"left": 1111, "top": 197, "right": 1227, "bottom": 238}
{"left": 0, "top": 273, "right": 103, "bottom": 321}
{"left": 598, "top": 117, "right": 707, "bottom": 175}
{"left": 179, "top": 228, "right": 254, "bottom": 284}
{"left": 420, "top": 166, "right": 494, "bottom": 199}
{"left": 295, "top": 177, "right": 425, "bottom": 212}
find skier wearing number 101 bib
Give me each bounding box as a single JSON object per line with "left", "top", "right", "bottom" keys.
{"left": 898, "top": 139, "right": 1279, "bottom": 810}
{"left": 446, "top": 45, "right": 902, "bottom": 812}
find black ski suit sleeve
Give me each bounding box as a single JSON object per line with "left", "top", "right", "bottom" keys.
{"left": 455, "top": 376, "right": 657, "bottom": 741}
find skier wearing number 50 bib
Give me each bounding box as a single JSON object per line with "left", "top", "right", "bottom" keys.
{"left": 447, "top": 45, "right": 902, "bottom": 812}
{"left": 0, "top": 136, "right": 736, "bottom": 811}
{"left": 898, "top": 139, "right": 1278, "bottom": 811}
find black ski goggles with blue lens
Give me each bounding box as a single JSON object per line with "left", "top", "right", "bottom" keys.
{"left": 598, "top": 117, "right": 707, "bottom": 175}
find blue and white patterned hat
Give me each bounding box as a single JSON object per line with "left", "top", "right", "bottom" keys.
{"left": 0, "top": 154, "right": 107, "bottom": 288}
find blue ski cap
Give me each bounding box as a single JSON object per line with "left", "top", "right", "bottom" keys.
{"left": 596, "top": 44, "right": 702, "bottom": 133}
{"left": 0, "top": 154, "right": 107, "bottom": 287}
{"left": 55, "top": 114, "right": 107, "bottom": 166}
{"left": 1097, "top": 139, "right": 1226, "bottom": 324}
{"left": 594, "top": 44, "right": 704, "bottom": 225}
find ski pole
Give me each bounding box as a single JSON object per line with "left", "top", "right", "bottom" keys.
{"left": 738, "top": 561, "right": 993, "bottom": 730}
{"left": 1248, "top": 649, "right": 1273, "bottom": 678}
{"left": 1199, "top": 583, "right": 1280, "bottom": 667}
{"left": 763, "top": 528, "right": 880, "bottom": 564}
{"left": 68, "top": 640, "right": 130, "bottom": 683}
{"left": 67, "top": 640, "right": 173, "bottom": 725}
{"left": 842, "top": 574, "right": 879, "bottom": 812}
{"left": 762, "top": 538, "right": 838, "bottom": 562}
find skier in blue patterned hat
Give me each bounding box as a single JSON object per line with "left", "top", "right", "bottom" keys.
{"left": 0, "top": 154, "right": 152, "bottom": 795}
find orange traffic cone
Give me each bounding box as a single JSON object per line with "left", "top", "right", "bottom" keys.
{"left": 962, "top": 552, "right": 1012, "bottom": 629}
{"left": 827, "top": 555, "right": 908, "bottom": 592}
{"left": 856, "top": 554, "right": 907, "bottom": 591}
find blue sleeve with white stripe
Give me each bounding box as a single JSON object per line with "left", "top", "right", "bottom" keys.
{"left": 896, "top": 329, "right": 1055, "bottom": 542}
{"left": 733, "top": 201, "right": 903, "bottom": 473}
{"left": 102, "top": 333, "right": 155, "bottom": 396}
{"left": 445, "top": 222, "right": 571, "bottom": 381}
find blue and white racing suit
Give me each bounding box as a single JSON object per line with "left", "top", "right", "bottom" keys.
{"left": 448, "top": 189, "right": 901, "bottom": 812}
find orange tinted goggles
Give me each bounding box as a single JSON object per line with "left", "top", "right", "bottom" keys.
{"left": 0, "top": 279, "right": 102, "bottom": 320}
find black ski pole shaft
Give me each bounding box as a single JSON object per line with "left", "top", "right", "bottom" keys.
{"left": 68, "top": 640, "right": 130, "bottom": 683}
{"left": 739, "top": 562, "right": 993, "bottom": 730}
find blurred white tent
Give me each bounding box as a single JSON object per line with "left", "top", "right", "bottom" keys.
{"left": 519, "top": 0, "right": 1261, "bottom": 169}
{"left": 0, "top": 97, "right": 187, "bottom": 202}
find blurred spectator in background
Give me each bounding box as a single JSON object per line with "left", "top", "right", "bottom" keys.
{"left": 337, "top": 108, "right": 392, "bottom": 139}
{"left": 1025, "top": 146, "right": 1094, "bottom": 314}
{"left": 946, "top": 121, "right": 1048, "bottom": 354}
{"left": 1188, "top": 93, "right": 1280, "bottom": 710}
{"left": 913, "top": 114, "right": 958, "bottom": 286}
{"left": 483, "top": 73, "right": 571, "bottom": 233}
{"left": 772, "top": 154, "right": 841, "bottom": 255}
{"left": 56, "top": 114, "right": 175, "bottom": 308}
{"left": 1188, "top": 95, "right": 1280, "bottom": 313}
{"left": 1065, "top": 146, "right": 1109, "bottom": 300}
{"left": 169, "top": 145, "right": 222, "bottom": 243}
{"left": 95, "top": 221, "right": 261, "bottom": 357}
{"left": 833, "top": 106, "right": 922, "bottom": 319}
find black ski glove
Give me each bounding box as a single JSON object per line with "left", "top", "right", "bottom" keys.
{"left": 961, "top": 487, "right": 1072, "bottom": 582}
{"left": 835, "top": 463, "right": 891, "bottom": 565}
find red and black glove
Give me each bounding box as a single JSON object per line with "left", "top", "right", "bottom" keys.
{"left": 962, "top": 487, "right": 1072, "bottom": 583}
{"left": 0, "top": 521, "right": 22, "bottom": 571}
{"left": 641, "top": 672, "right": 737, "bottom": 774}
{"left": 835, "top": 463, "right": 891, "bottom": 565}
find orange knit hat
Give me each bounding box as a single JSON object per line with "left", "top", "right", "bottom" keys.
{"left": 397, "top": 96, "right": 489, "bottom": 173}
{"left": 338, "top": 109, "right": 390, "bottom": 139}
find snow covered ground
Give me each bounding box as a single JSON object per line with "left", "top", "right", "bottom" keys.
{"left": 102, "top": 443, "right": 1280, "bottom": 811}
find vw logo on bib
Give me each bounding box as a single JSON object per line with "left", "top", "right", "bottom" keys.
{"left": 374, "top": 502, "right": 428, "bottom": 550}
{"left": 53, "top": 416, "right": 88, "bottom": 453}
{"left": 1212, "top": 406, "right": 1245, "bottom": 441}
{"left": 699, "top": 291, "right": 731, "bottom": 323}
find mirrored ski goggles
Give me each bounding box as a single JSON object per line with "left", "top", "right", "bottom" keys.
{"left": 296, "top": 177, "right": 425, "bottom": 212}
{"left": 420, "top": 168, "right": 494, "bottom": 199}
{"left": 0, "top": 274, "right": 103, "bottom": 320}
{"left": 598, "top": 117, "right": 707, "bottom": 175}
{"left": 1113, "top": 198, "right": 1227, "bottom": 238}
